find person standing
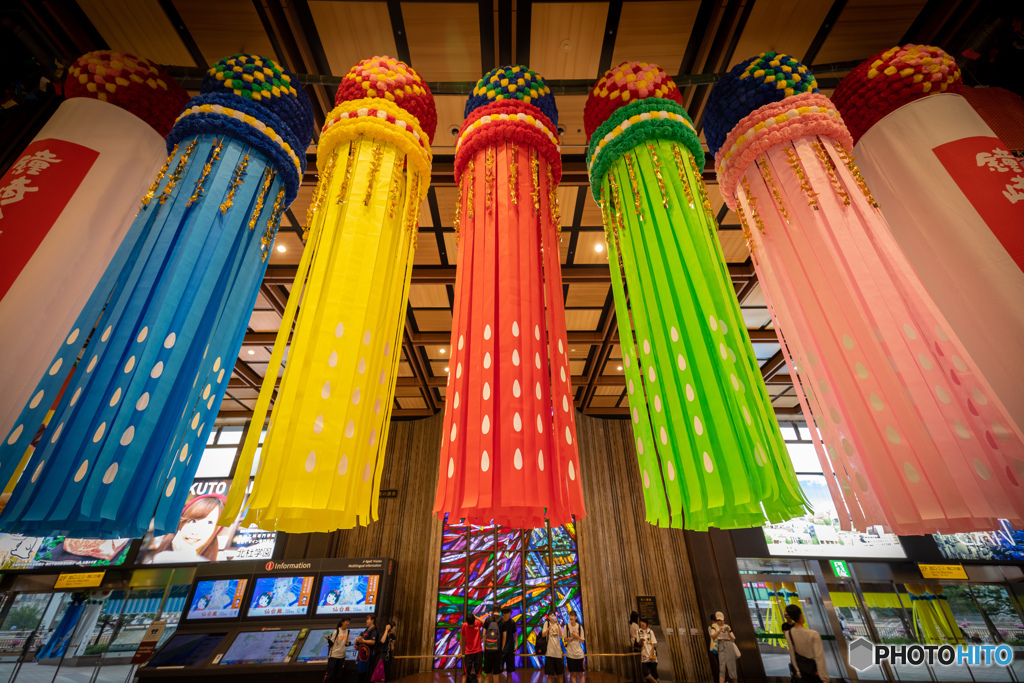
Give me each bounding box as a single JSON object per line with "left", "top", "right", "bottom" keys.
{"left": 565, "top": 611, "right": 585, "bottom": 683}
{"left": 707, "top": 613, "right": 720, "bottom": 682}
{"left": 355, "top": 615, "right": 379, "bottom": 683}
{"left": 784, "top": 604, "right": 830, "bottom": 683}
{"left": 637, "top": 617, "right": 658, "bottom": 683}
{"left": 377, "top": 618, "right": 397, "bottom": 681}
{"left": 499, "top": 607, "right": 517, "bottom": 675}
{"left": 541, "top": 612, "right": 564, "bottom": 683}
{"left": 461, "top": 614, "right": 484, "bottom": 683}
{"left": 710, "top": 612, "right": 736, "bottom": 683}
{"left": 482, "top": 606, "right": 503, "bottom": 683}
{"left": 325, "top": 617, "right": 350, "bottom": 683}
{"left": 781, "top": 610, "right": 798, "bottom": 679}
{"left": 629, "top": 611, "right": 643, "bottom": 683}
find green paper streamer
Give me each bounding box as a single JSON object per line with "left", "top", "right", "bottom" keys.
{"left": 599, "top": 138, "right": 808, "bottom": 530}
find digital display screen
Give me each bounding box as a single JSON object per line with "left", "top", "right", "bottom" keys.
{"left": 187, "top": 579, "right": 248, "bottom": 620}
{"left": 296, "top": 629, "right": 356, "bottom": 663}
{"left": 933, "top": 519, "right": 1024, "bottom": 561}
{"left": 316, "top": 575, "right": 379, "bottom": 615}
{"left": 219, "top": 630, "right": 301, "bottom": 665}
{"left": 247, "top": 576, "right": 315, "bottom": 617}
{"left": 146, "top": 633, "right": 226, "bottom": 668}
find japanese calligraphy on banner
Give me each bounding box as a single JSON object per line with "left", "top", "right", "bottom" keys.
{"left": 932, "top": 136, "right": 1024, "bottom": 272}
{"left": 0, "top": 139, "right": 99, "bottom": 299}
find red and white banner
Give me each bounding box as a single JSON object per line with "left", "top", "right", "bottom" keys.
{"left": 854, "top": 93, "right": 1024, "bottom": 429}
{"left": 0, "top": 139, "right": 99, "bottom": 298}
{"left": 0, "top": 98, "right": 165, "bottom": 444}
{"left": 931, "top": 136, "right": 1024, "bottom": 272}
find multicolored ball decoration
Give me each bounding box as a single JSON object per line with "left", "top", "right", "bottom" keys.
{"left": 832, "top": 44, "right": 962, "bottom": 144}
{"left": 436, "top": 65, "right": 585, "bottom": 529}
{"left": 583, "top": 61, "right": 683, "bottom": 142}
{"left": 705, "top": 53, "right": 1024, "bottom": 535}
{"left": 64, "top": 51, "right": 189, "bottom": 137}
{"left": 464, "top": 65, "right": 558, "bottom": 126}
{"left": 0, "top": 54, "right": 315, "bottom": 538}
{"left": 223, "top": 56, "right": 434, "bottom": 532}
{"left": 703, "top": 52, "right": 818, "bottom": 160}
{"left": 584, "top": 61, "right": 807, "bottom": 530}
{"left": 334, "top": 55, "right": 437, "bottom": 143}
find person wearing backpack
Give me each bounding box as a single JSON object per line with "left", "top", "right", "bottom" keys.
{"left": 499, "top": 607, "right": 516, "bottom": 673}
{"left": 325, "top": 617, "right": 350, "bottom": 683}
{"left": 784, "top": 604, "right": 830, "bottom": 683}
{"left": 482, "top": 606, "right": 503, "bottom": 682}
{"left": 541, "top": 611, "right": 564, "bottom": 682}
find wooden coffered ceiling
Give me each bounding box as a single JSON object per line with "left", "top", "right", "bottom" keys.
{"left": 9, "top": 0, "right": 985, "bottom": 421}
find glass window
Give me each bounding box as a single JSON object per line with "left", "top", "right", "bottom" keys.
{"left": 193, "top": 447, "right": 238, "bottom": 478}
{"left": 217, "top": 426, "right": 244, "bottom": 445}
{"left": 786, "top": 442, "right": 823, "bottom": 474}
{"left": 433, "top": 518, "right": 582, "bottom": 669}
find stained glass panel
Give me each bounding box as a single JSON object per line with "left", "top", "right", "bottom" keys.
{"left": 525, "top": 551, "right": 551, "bottom": 585}
{"left": 440, "top": 553, "right": 467, "bottom": 589}
{"left": 435, "top": 516, "right": 580, "bottom": 670}
{"left": 495, "top": 552, "right": 523, "bottom": 585}
{"left": 553, "top": 551, "right": 579, "bottom": 584}
{"left": 467, "top": 553, "right": 495, "bottom": 587}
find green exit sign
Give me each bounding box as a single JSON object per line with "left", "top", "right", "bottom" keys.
{"left": 830, "top": 560, "right": 851, "bottom": 578}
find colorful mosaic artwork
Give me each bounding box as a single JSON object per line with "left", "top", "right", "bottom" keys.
{"left": 434, "top": 517, "right": 583, "bottom": 669}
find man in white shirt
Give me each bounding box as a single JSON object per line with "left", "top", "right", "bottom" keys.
{"left": 637, "top": 617, "right": 658, "bottom": 683}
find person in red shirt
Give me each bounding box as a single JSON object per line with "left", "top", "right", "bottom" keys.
{"left": 461, "top": 614, "right": 484, "bottom": 683}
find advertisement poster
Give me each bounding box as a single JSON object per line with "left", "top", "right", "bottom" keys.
{"left": 137, "top": 479, "right": 276, "bottom": 564}
{"left": 187, "top": 578, "right": 248, "bottom": 620}
{"left": 0, "top": 535, "right": 131, "bottom": 569}
{"left": 316, "top": 575, "right": 379, "bottom": 615}
{"left": 763, "top": 475, "right": 906, "bottom": 559}
{"left": 934, "top": 519, "right": 1024, "bottom": 562}
{"left": 219, "top": 630, "right": 300, "bottom": 665}
{"left": 247, "top": 576, "right": 314, "bottom": 617}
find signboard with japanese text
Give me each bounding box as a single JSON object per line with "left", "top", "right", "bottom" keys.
{"left": 932, "top": 137, "right": 1024, "bottom": 271}
{"left": 637, "top": 596, "right": 660, "bottom": 626}
{"left": 0, "top": 139, "right": 99, "bottom": 298}
{"left": 918, "top": 563, "right": 969, "bottom": 580}
{"left": 131, "top": 621, "right": 167, "bottom": 665}
{"left": 54, "top": 571, "right": 105, "bottom": 588}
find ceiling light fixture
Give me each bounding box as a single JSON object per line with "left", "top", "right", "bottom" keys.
{"left": 617, "top": 365, "right": 622, "bottom": 370}
{"left": 440, "top": 348, "right": 446, "bottom": 354}
{"left": 595, "top": 243, "right": 604, "bottom": 252}
{"left": 248, "top": 349, "right": 255, "bottom": 355}
{"left": 276, "top": 245, "right": 286, "bottom": 253}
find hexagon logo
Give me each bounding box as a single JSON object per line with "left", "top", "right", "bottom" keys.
{"left": 849, "top": 637, "right": 875, "bottom": 671}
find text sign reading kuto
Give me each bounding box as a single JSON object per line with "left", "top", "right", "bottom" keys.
{"left": 918, "top": 563, "right": 968, "bottom": 580}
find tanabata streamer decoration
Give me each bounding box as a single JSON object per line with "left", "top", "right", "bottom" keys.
{"left": 584, "top": 62, "right": 807, "bottom": 531}
{"left": 704, "top": 52, "right": 1024, "bottom": 535}
{"left": 223, "top": 56, "right": 434, "bottom": 532}
{"left": 0, "top": 54, "right": 314, "bottom": 537}
{"left": 0, "top": 51, "right": 187, "bottom": 456}
{"left": 833, "top": 45, "right": 1024, "bottom": 429}
{"left": 434, "top": 65, "right": 586, "bottom": 528}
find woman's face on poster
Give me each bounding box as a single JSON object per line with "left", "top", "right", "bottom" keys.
{"left": 172, "top": 507, "right": 220, "bottom": 553}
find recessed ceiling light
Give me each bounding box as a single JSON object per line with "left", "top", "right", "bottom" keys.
{"left": 571, "top": 348, "right": 576, "bottom": 352}
{"left": 445, "top": 367, "right": 450, "bottom": 372}
{"left": 595, "top": 243, "right": 604, "bottom": 252}
{"left": 276, "top": 245, "right": 286, "bottom": 253}
{"left": 248, "top": 349, "right": 255, "bottom": 355}
{"left": 440, "top": 348, "right": 446, "bottom": 354}
{"left": 617, "top": 365, "right": 622, "bottom": 371}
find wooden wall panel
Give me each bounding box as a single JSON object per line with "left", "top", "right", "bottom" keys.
{"left": 575, "top": 412, "right": 713, "bottom": 683}
{"left": 282, "top": 412, "right": 444, "bottom": 677}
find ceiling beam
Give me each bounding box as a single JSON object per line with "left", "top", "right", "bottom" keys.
{"left": 243, "top": 328, "right": 782, "bottom": 346}
{"left": 802, "top": 0, "right": 848, "bottom": 66}
{"left": 386, "top": 0, "right": 412, "bottom": 65}
{"left": 156, "top": 0, "right": 205, "bottom": 68}
{"left": 596, "top": 0, "right": 624, "bottom": 76}
{"left": 515, "top": 0, "right": 532, "bottom": 65}
{"left": 262, "top": 263, "right": 757, "bottom": 286}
